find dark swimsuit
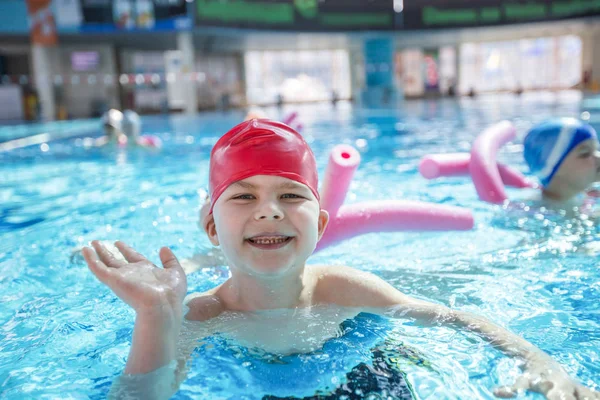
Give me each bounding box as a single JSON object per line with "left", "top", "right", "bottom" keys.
{"left": 184, "top": 313, "right": 428, "bottom": 399}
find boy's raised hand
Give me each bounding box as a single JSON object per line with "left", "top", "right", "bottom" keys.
{"left": 83, "top": 241, "right": 187, "bottom": 313}
{"left": 494, "top": 357, "right": 600, "bottom": 400}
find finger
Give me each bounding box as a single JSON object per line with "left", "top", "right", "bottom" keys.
{"left": 91, "top": 240, "right": 126, "bottom": 268}
{"left": 494, "top": 376, "right": 531, "bottom": 398}
{"left": 82, "top": 247, "right": 114, "bottom": 284}
{"left": 114, "top": 241, "right": 146, "bottom": 263}
{"left": 159, "top": 247, "right": 182, "bottom": 271}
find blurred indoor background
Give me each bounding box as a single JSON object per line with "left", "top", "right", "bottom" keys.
{"left": 0, "top": 0, "right": 598, "bottom": 122}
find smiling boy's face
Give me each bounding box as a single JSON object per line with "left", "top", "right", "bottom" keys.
{"left": 549, "top": 139, "right": 600, "bottom": 194}
{"left": 205, "top": 175, "right": 328, "bottom": 277}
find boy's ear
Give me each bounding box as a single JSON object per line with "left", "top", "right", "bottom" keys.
{"left": 203, "top": 211, "right": 220, "bottom": 247}
{"left": 317, "top": 209, "right": 329, "bottom": 241}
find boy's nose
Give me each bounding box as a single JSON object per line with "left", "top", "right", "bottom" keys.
{"left": 254, "top": 201, "right": 284, "bottom": 221}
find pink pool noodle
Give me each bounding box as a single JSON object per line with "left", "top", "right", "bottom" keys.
{"left": 315, "top": 201, "right": 474, "bottom": 252}
{"left": 320, "top": 145, "right": 361, "bottom": 215}
{"left": 419, "top": 153, "right": 471, "bottom": 178}
{"left": 315, "top": 144, "right": 474, "bottom": 252}
{"left": 498, "top": 164, "right": 537, "bottom": 189}
{"left": 588, "top": 189, "right": 600, "bottom": 198}
{"left": 139, "top": 135, "right": 162, "bottom": 148}
{"left": 419, "top": 153, "right": 536, "bottom": 188}
{"left": 469, "top": 121, "right": 516, "bottom": 203}
{"left": 283, "top": 112, "right": 298, "bottom": 126}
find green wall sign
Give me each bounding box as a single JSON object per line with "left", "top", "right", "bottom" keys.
{"left": 403, "top": 0, "right": 600, "bottom": 29}
{"left": 194, "top": 0, "right": 600, "bottom": 31}
{"left": 195, "top": 0, "right": 395, "bottom": 30}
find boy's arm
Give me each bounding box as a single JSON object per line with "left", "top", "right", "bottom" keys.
{"left": 316, "top": 266, "right": 599, "bottom": 399}
{"left": 125, "top": 306, "right": 183, "bottom": 374}
{"left": 83, "top": 241, "right": 188, "bottom": 375}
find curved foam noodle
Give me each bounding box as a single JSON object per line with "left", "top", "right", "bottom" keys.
{"left": 316, "top": 144, "right": 474, "bottom": 252}
{"left": 419, "top": 152, "right": 536, "bottom": 189}
{"left": 470, "top": 121, "right": 517, "bottom": 203}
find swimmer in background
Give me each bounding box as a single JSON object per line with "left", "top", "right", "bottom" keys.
{"left": 500, "top": 118, "right": 600, "bottom": 255}
{"left": 94, "top": 108, "right": 127, "bottom": 147}
{"left": 94, "top": 109, "right": 161, "bottom": 149}
{"left": 82, "top": 119, "right": 599, "bottom": 400}
{"left": 121, "top": 110, "right": 162, "bottom": 149}
{"left": 523, "top": 118, "right": 600, "bottom": 211}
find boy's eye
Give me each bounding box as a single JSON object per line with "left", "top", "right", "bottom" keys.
{"left": 579, "top": 152, "right": 591, "bottom": 158}
{"left": 281, "top": 193, "right": 304, "bottom": 199}
{"left": 232, "top": 194, "right": 255, "bottom": 200}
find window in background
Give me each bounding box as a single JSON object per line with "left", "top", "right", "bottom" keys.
{"left": 244, "top": 49, "right": 351, "bottom": 105}
{"left": 459, "top": 35, "right": 581, "bottom": 94}
{"left": 558, "top": 35, "right": 583, "bottom": 88}
{"left": 439, "top": 46, "right": 456, "bottom": 95}
{"left": 395, "top": 46, "right": 456, "bottom": 97}
{"left": 195, "top": 54, "right": 244, "bottom": 109}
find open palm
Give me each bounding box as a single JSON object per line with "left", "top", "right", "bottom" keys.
{"left": 494, "top": 359, "right": 600, "bottom": 400}
{"left": 83, "top": 241, "right": 187, "bottom": 313}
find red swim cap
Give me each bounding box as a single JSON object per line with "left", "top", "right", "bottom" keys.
{"left": 209, "top": 119, "right": 319, "bottom": 212}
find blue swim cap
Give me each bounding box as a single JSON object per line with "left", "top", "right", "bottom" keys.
{"left": 523, "top": 118, "right": 598, "bottom": 187}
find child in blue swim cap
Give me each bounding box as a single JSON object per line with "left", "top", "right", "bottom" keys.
{"left": 524, "top": 118, "right": 600, "bottom": 205}
{"left": 82, "top": 119, "right": 599, "bottom": 400}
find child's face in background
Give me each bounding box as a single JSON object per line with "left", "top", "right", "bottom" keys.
{"left": 208, "top": 175, "right": 328, "bottom": 277}
{"left": 551, "top": 139, "right": 600, "bottom": 193}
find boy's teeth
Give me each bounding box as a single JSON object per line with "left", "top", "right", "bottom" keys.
{"left": 251, "top": 237, "right": 288, "bottom": 244}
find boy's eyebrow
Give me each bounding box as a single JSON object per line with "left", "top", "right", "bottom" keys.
{"left": 230, "top": 181, "right": 309, "bottom": 191}
{"left": 276, "top": 182, "right": 309, "bottom": 191}
{"left": 231, "top": 181, "right": 256, "bottom": 189}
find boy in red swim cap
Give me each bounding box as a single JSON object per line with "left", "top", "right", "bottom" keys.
{"left": 83, "top": 119, "right": 599, "bottom": 400}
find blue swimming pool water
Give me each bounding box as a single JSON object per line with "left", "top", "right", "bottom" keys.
{"left": 1, "top": 92, "right": 599, "bottom": 399}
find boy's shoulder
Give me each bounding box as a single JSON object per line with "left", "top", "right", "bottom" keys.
{"left": 307, "top": 264, "right": 359, "bottom": 288}
{"left": 308, "top": 264, "right": 379, "bottom": 283}
{"left": 308, "top": 264, "right": 362, "bottom": 277}
{"left": 308, "top": 265, "right": 397, "bottom": 307}
{"left": 184, "top": 288, "right": 224, "bottom": 321}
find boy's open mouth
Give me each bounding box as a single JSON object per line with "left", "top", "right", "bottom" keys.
{"left": 246, "top": 235, "right": 293, "bottom": 250}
